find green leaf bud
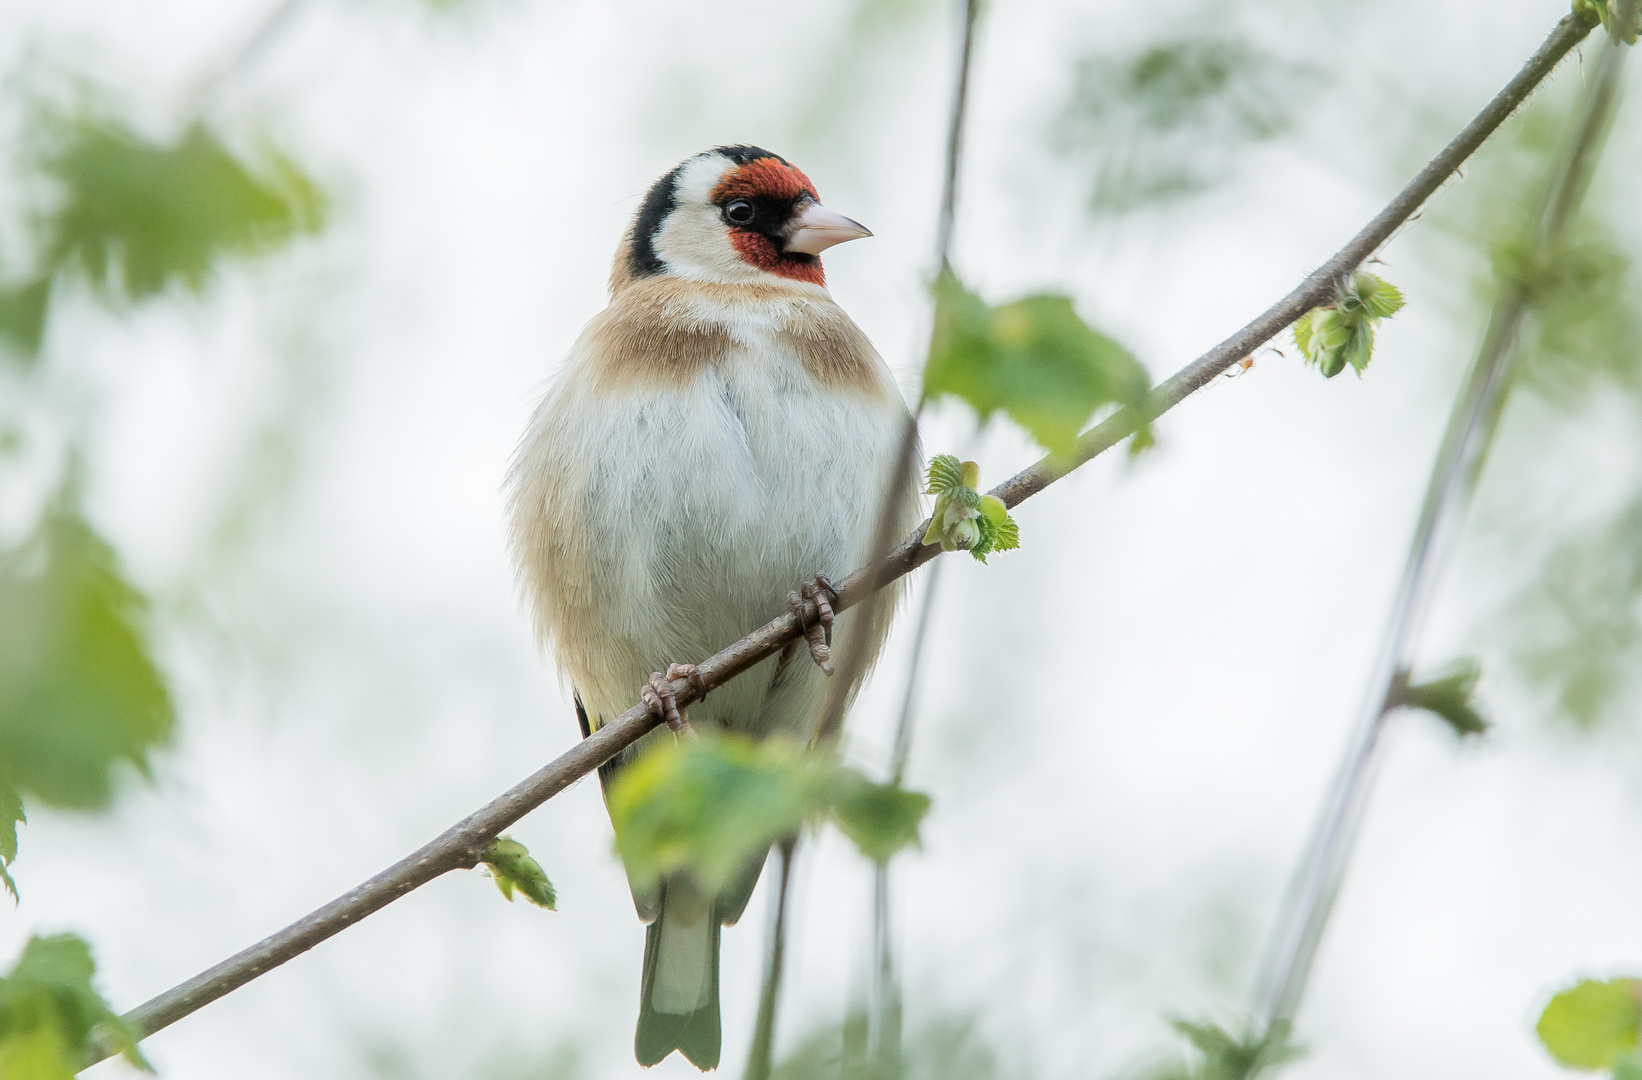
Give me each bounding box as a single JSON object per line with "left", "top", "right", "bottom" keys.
{"left": 478, "top": 836, "right": 557, "bottom": 909}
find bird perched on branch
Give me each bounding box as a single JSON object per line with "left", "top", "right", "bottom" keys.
{"left": 507, "top": 145, "right": 917, "bottom": 1070}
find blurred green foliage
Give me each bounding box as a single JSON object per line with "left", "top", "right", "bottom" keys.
{"left": 774, "top": 1011, "right": 1011, "bottom": 1080}
{"left": 1537, "top": 977, "right": 1642, "bottom": 1073}
{"left": 0, "top": 933, "right": 147, "bottom": 1078}
{"left": 924, "top": 274, "right": 1150, "bottom": 457}
{"left": 1387, "top": 660, "right": 1489, "bottom": 737}
{"left": 1292, "top": 273, "right": 1405, "bottom": 379}
{"left": 1573, "top": 0, "right": 1642, "bottom": 44}
{"left": 0, "top": 113, "right": 324, "bottom": 363}
{"left": 607, "top": 734, "right": 930, "bottom": 893}
{"left": 1133, "top": 1020, "right": 1301, "bottom": 1080}
{"left": 477, "top": 835, "right": 557, "bottom": 909}
{"left": 0, "top": 278, "right": 51, "bottom": 358}
{"left": 0, "top": 495, "right": 175, "bottom": 894}
{"left": 0, "top": 786, "right": 22, "bottom": 902}
{"left": 1509, "top": 498, "right": 1642, "bottom": 728}
{"left": 610, "top": 735, "right": 821, "bottom": 894}
{"left": 363, "top": 1035, "right": 583, "bottom": 1080}
{"left": 829, "top": 770, "right": 932, "bottom": 865}
{"left": 1054, "top": 34, "right": 1314, "bottom": 212}
{"left": 1437, "top": 89, "right": 1642, "bottom": 730}
{"left": 0, "top": 97, "right": 325, "bottom": 892}
{"left": 1511, "top": 227, "right": 1641, "bottom": 401}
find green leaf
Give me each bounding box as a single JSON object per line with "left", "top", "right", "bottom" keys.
{"left": 0, "top": 499, "right": 175, "bottom": 811}
{"left": 1389, "top": 661, "right": 1489, "bottom": 737}
{"left": 0, "top": 1026, "right": 73, "bottom": 1080}
{"left": 1349, "top": 320, "right": 1376, "bottom": 376}
{"left": 0, "top": 934, "right": 150, "bottom": 1076}
{"left": 991, "top": 516, "right": 1020, "bottom": 552}
{"left": 607, "top": 734, "right": 826, "bottom": 894}
{"left": 969, "top": 508, "right": 1021, "bottom": 563}
{"left": 0, "top": 782, "right": 21, "bottom": 902}
{"left": 1292, "top": 310, "right": 1314, "bottom": 358}
{"left": 478, "top": 835, "right": 556, "bottom": 910}
{"left": 1537, "top": 978, "right": 1642, "bottom": 1069}
{"left": 0, "top": 277, "right": 51, "bottom": 362}
{"left": 38, "top": 117, "right": 324, "bottom": 302}
{"left": 826, "top": 771, "right": 931, "bottom": 864}
{"left": 607, "top": 736, "right": 935, "bottom": 888}
{"left": 924, "top": 454, "right": 964, "bottom": 496}
{"left": 923, "top": 273, "right": 1151, "bottom": 456}
{"left": 1618, "top": 1053, "right": 1642, "bottom": 1080}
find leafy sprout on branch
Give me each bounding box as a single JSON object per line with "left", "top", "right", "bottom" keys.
{"left": 1575, "top": 0, "right": 1641, "bottom": 42}
{"left": 922, "top": 454, "right": 1020, "bottom": 562}
{"left": 1291, "top": 271, "right": 1406, "bottom": 379}
{"left": 477, "top": 836, "right": 557, "bottom": 910}
{"left": 1385, "top": 660, "right": 1490, "bottom": 738}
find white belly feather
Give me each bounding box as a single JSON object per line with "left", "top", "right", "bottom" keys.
{"left": 508, "top": 290, "right": 913, "bottom": 747}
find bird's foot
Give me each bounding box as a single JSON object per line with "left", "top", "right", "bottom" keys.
{"left": 786, "top": 573, "right": 839, "bottom": 676}
{"left": 642, "top": 663, "right": 705, "bottom": 739}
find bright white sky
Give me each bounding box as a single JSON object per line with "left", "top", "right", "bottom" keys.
{"left": 4, "top": 1, "right": 1641, "bottom": 1078}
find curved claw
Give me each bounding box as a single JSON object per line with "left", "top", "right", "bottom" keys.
{"left": 806, "top": 575, "right": 838, "bottom": 648}
{"left": 641, "top": 670, "right": 696, "bottom": 738}
{"left": 788, "top": 575, "right": 838, "bottom": 676}
{"left": 667, "top": 662, "right": 708, "bottom": 704}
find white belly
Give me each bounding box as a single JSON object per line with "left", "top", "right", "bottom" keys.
{"left": 511, "top": 322, "right": 912, "bottom": 744}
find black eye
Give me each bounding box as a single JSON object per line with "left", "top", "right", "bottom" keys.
{"left": 724, "top": 199, "right": 755, "bottom": 225}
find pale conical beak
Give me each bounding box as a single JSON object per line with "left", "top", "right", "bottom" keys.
{"left": 784, "top": 201, "right": 873, "bottom": 255}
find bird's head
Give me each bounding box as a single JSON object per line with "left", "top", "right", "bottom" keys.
{"left": 616, "top": 145, "right": 870, "bottom": 290}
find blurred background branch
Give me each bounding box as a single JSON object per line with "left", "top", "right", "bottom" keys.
{"left": 1249, "top": 2, "right": 1633, "bottom": 1053}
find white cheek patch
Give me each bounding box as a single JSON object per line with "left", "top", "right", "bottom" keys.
{"left": 651, "top": 154, "right": 771, "bottom": 284}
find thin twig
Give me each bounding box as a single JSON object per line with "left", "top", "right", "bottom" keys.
{"left": 86, "top": 13, "right": 1589, "bottom": 1065}
{"left": 1249, "top": 10, "right": 1626, "bottom": 1040}
{"left": 812, "top": 0, "right": 982, "bottom": 748}
{"left": 743, "top": 840, "right": 796, "bottom": 1080}
{"left": 868, "top": 545, "right": 945, "bottom": 1073}
{"left": 934, "top": 0, "right": 981, "bottom": 273}
{"left": 869, "top": 863, "right": 904, "bottom": 1079}
{"left": 890, "top": 559, "right": 944, "bottom": 786}
{"left": 860, "top": 0, "right": 982, "bottom": 1065}
{"left": 188, "top": 0, "right": 316, "bottom": 108}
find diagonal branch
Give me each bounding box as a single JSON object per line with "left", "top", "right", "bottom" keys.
{"left": 88, "top": 11, "right": 1592, "bottom": 1067}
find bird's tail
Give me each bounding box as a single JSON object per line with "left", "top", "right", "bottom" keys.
{"left": 636, "top": 877, "right": 722, "bottom": 1070}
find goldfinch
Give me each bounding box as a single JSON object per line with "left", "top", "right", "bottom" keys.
{"left": 506, "top": 146, "right": 918, "bottom": 1070}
